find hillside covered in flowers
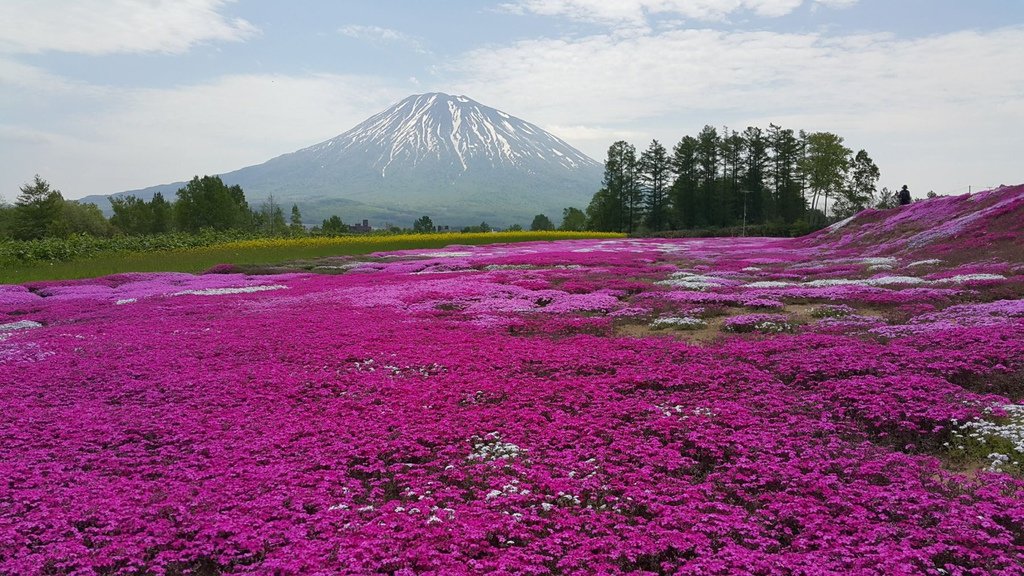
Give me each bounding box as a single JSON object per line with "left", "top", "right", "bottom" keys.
{"left": 2, "top": 185, "right": 1023, "bottom": 575}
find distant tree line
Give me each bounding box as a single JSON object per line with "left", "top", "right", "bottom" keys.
{"left": 584, "top": 124, "right": 887, "bottom": 234}
{"left": 0, "top": 174, "right": 592, "bottom": 242}
{"left": 0, "top": 175, "right": 321, "bottom": 241}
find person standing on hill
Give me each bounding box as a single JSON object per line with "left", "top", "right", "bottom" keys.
{"left": 898, "top": 185, "right": 912, "bottom": 205}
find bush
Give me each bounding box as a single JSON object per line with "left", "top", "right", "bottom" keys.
{"left": 0, "top": 229, "right": 259, "bottom": 265}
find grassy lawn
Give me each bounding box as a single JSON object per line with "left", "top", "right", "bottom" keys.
{"left": 2, "top": 231, "right": 623, "bottom": 283}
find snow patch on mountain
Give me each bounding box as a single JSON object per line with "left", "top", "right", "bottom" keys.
{"left": 300, "top": 93, "right": 600, "bottom": 178}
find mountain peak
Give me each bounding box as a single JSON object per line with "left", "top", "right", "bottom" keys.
{"left": 91, "top": 93, "right": 603, "bottom": 227}
{"left": 303, "top": 93, "right": 600, "bottom": 177}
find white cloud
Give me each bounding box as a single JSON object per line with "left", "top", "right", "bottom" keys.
{"left": 501, "top": 0, "right": 852, "bottom": 25}
{"left": 1, "top": 72, "right": 409, "bottom": 198}
{"left": 446, "top": 25, "right": 1024, "bottom": 194}
{"left": 448, "top": 26, "right": 1024, "bottom": 128}
{"left": 339, "top": 25, "right": 428, "bottom": 54}
{"left": 0, "top": 0, "right": 258, "bottom": 55}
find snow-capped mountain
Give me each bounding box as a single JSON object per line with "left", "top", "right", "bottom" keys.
{"left": 86, "top": 93, "right": 603, "bottom": 227}
{"left": 308, "top": 93, "right": 599, "bottom": 176}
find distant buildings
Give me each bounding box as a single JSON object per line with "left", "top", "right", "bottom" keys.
{"left": 349, "top": 219, "right": 372, "bottom": 233}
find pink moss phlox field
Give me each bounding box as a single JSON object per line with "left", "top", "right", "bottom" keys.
{"left": 2, "top": 185, "right": 1024, "bottom": 575}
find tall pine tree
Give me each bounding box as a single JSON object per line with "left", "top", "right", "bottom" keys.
{"left": 601, "top": 141, "right": 640, "bottom": 233}
{"left": 639, "top": 140, "right": 671, "bottom": 232}
{"left": 768, "top": 124, "right": 804, "bottom": 224}
{"left": 695, "top": 126, "right": 720, "bottom": 227}
{"left": 669, "top": 136, "right": 699, "bottom": 228}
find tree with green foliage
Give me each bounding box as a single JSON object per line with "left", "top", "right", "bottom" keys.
{"left": 110, "top": 193, "right": 173, "bottom": 235}
{"left": 13, "top": 175, "right": 64, "bottom": 240}
{"left": 150, "top": 192, "right": 172, "bottom": 234}
{"left": 321, "top": 215, "right": 347, "bottom": 235}
{"left": 530, "top": 214, "right": 555, "bottom": 231}
{"left": 800, "top": 132, "right": 852, "bottom": 220}
{"left": 639, "top": 139, "right": 671, "bottom": 231}
{"left": 834, "top": 149, "right": 880, "bottom": 218}
{"left": 767, "top": 124, "right": 804, "bottom": 224}
{"left": 0, "top": 199, "right": 14, "bottom": 238}
{"left": 53, "top": 201, "right": 112, "bottom": 237}
{"left": 254, "top": 195, "right": 286, "bottom": 235}
{"left": 110, "top": 195, "right": 153, "bottom": 235}
{"left": 289, "top": 204, "right": 303, "bottom": 234}
{"left": 741, "top": 126, "right": 770, "bottom": 224}
{"left": 413, "top": 215, "right": 434, "bottom": 233}
{"left": 669, "top": 136, "right": 699, "bottom": 228}
{"left": 875, "top": 186, "right": 898, "bottom": 209}
{"left": 507, "top": 223, "right": 523, "bottom": 231}
{"left": 695, "top": 125, "right": 720, "bottom": 226}
{"left": 602, "top": 141, "right": 640, "bottom": 233}
{"left": 174, "top": 175, "right": 250, "bottom": 232}
{"left": 719, "top": 129, "right": 745, "bottom": 225}
{"left": 560, "top": 207, "right": 587, "bottom": 231}
{"left": 585, "top": 188, "right": 617, "bottom": 232}
{"left": 588, "top": 123, "right": 878, "bottom": 234}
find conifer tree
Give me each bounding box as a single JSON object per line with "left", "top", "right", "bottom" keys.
{"left": 289, "top": 204, "right": 303, "bottom": 234}
{"left": 13, "top": 175, "right": 63, "bottom": 240}
{"left": 639, "top": 139, "right": 671, "bottom": 231}
{"left": 669, "top": 136, "right": 699, "bottom": 228}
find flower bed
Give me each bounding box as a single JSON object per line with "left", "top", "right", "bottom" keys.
{"left": 1, "top": 185, "right": 1023, "bottom": 575}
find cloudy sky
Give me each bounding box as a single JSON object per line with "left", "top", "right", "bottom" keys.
{"left": 1, "top": 0, "right": 1021, "bottom": 201}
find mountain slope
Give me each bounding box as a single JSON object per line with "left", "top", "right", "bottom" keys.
{"left": 83, "top": 93, "right": 604, "bottom": 227}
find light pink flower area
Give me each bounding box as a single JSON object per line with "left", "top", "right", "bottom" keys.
{"left": 2, "top": 185, "right": 1024, "bottom": 575}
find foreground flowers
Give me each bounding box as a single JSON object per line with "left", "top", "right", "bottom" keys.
{"left": 1, "top": 185, "right": 1023, "bottom": 574}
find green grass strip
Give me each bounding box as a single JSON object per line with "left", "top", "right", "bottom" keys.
{"left": 2, "top": 231, "right": 623, "bottom": 283}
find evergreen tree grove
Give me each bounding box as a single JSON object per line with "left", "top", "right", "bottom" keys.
{"left": 586, "top": 124, "right": 882, "bottom": 233}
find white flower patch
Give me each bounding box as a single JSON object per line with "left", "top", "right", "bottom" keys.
{"left": 934, "top": 274, "right": 1005, "bottom": 284}
{"left": 656, "top": 404, "right": 715, "bottom": 418}
{"left": 115, "top": 298, "right": 137, "bottom": 305}
{"left": 744, "top": 280, "right": 795, "bottom": 289}
{"left": 656, "top": 272, "right": 727, "bottom": 291}
{"left": 650, "top": 316, "right": 706, "bottom": 330}
{"left": 860, "top": 257, "right": 898, "bottom": 267}
{"left": 741, "top": 267, "right": 763, "bottom": 272}
{"left": 907, "top": 259, "right": 942, "bottom": 268}
{"left": 0, "top": 320, "right": 43, "bottom": 332}
{"left": 823, "top": 214, "right": 857, "bottom": 233}
{"left": 171, "top": 285, "right": 288, "bottom": 297}
{"left": 469, "top": 432, "right": 526, "bottom": 461}
{"left": 313, "top": 262, "right": 364, "bottom": 271}
{"left": 802, "top": 276, "right": 925, "bottom": 288}
{"left": 0, "top": 320, "right": 44, "bottom": 342}
{"left": 950, "top": 405, "right": 1024, "bottom": 473}
{"left": 801, "top": 278, "right": 860, "bottom": 287}
{"left": 484, "top": 482, "right": 527, "bottom": 502}
{"left": 863, "top": 275, "right": 926, "bottom": 286}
